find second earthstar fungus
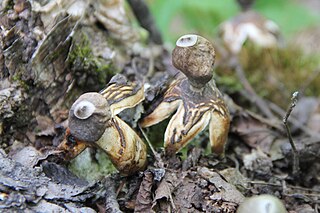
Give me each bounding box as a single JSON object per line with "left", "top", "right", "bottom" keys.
{"left": 59, "top": 75, "right": 147, "bottom": 176}
{"left": 219, "top": 0, "right": 281, "bottom": 55}
{"left": 141, "top": 34, "right": 230, "bottom": 156}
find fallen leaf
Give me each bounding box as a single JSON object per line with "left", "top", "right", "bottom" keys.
{"left": 198, "top": 167, "right": 244, "bottom": 204}
{"left": 232, "top": 114, "right": 277, "bottom": 153}
{"left": 135, "top": 171, "right": 154, "bottom": 213}
{"left": 219, "top": 167, "right": 249, "bottom": 192}
{"left": 243, "top": 149, "right": 273, "bottom": 178}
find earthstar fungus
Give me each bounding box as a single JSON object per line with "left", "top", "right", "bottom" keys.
{"left": 61, "top": 76, "right": 147, "bottom": 176}
{"left": 219, "top": 9, "right": 281, "bottom": 54}
{"left": 141, "top": 34, "right": 230, "bottom": 156}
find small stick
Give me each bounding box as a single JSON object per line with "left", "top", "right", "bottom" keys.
{"left": 232, "top": 57, "right": 275, "bottom": 119}
{"left": 139, "top": 124, "right": 157, "bottom": 157}
{"left": 268, "top": 100, "right": 320, "bottom": 138}
{"left": 283, "top": 91, "right": 299, "bottom": 175}
{"left": 138, "top": 124, "right": 164, "bottom": 167}
{"left": 126, "top": 0, "right": 163, "bottom": 45}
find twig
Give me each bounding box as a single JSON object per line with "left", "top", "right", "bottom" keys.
{"left": 249, "top": 180, "right": 320, "bottom": 193}
{"left": 268, "top": 100, "right": 320, "bottom": 138}
{"left": 283, "top": 91, "right": 299, "bottom": 176}
{"left": 232, "top": 57, "right": 275, "bottom": 119}
{"left": 138, "top": 124, "right": 164, "bottom": 167}
{"left": 126, "top": 0, "right": 163, "bottom": 45}
{"left": 167, "top": 183, "right": 176, "bottom": 210}
{"left": 147, "top": 47, "right": 155, "bottom": 78}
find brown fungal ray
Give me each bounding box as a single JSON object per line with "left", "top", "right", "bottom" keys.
{"left": 164, "top": 102, "right": 212, "bottom": 155}
{"left": 209, "top": 111, "right": 230, "bottom": 156}
{"left": 58, "top": 128, "right": 88, "bottom": 161}
{"left": 140, "top": 99, "right": 181, "bottom": 128}
{"left": 164, "top": 79, "right": 229, "bottom": 155}
{"left": 96, "top": 116, "right": 147, "bottom": 176}
{"left": 100, "top": 79, "right": 145, "bottom": 116}
{"left": 140, "top": 79, "right": 182, "bottom": 128}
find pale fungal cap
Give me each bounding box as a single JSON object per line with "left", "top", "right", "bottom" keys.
{"left": 176, "top": 34, "right": 198, "bottom": 47}
{"left": 73, "top": 100, "right": 96, "bottom": 120}
{"left": 237, "top": 194, "right": 287, "bottom": 213}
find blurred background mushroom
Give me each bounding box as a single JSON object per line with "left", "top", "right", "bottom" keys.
{"left": 219, "top": 0, "right": 282, "bottom": 55}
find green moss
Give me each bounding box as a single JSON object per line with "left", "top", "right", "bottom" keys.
{"left": 11, "top": 73, "right": 29, "bottom": 91}
{"left": 216, "top": 74, "right": 242, "bottom": 94}
{"left": 68, "top": 35, "right": 97, "bottom": 70}
{"left": 68, "top": 148, "right": 116, "bottom": 182}
{"left": 68, "top": 33, "right": 117, "bottom": 87}
{"left": 2, "top": 0, "right": 14, "bottom": 12}
{"left": 216, "top": 43, "right": 320, "bottom": 108}
{"left": 96, "top": 63, "right": 118, "bottom": 85}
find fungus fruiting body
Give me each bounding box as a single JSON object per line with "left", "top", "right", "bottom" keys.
{"left": 236, "top": 194, "right": 287, "bottom": 213}
{"left": 60, "top": 75, "right": 147, "bottom": 176}
{"left": 141, "top": 34, "right": 230, "bottom": 156}
{"left": 219, "top": 2, "right": 281, "bottom": 55}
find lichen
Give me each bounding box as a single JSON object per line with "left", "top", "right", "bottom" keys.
{"left": 68, "top": 148, "right": 116, "bottom": 182}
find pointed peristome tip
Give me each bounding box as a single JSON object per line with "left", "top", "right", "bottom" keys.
{"left": 58, "top": 128, "right": 88, "bottom": 160}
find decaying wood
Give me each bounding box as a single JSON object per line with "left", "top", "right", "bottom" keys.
{"left": 0, "top": 149, "right": 103, "bottom": 211}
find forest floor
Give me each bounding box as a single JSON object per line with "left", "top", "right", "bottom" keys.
{"left": 0, "top": 0, "right": 319, "bottom": 212}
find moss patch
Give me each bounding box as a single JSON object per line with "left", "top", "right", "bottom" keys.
{"left": 68, "top": 33, "right": 117, "bottom": 88}
{"left": 68, "top": 148, "right": 116, "bottom": 182}
{"left": 216, "top": 44, "right": 320, "bottom": 108}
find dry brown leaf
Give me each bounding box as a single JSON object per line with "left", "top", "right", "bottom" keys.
{"left": 231, "top": 113, "right": 278, "bottom": 153}
{"left": 134, "top": 171, "right": 154, "bottom": 213}
{"left": 243, "top": 149, "right": 273, "bottom": 178}
{"left": 198, "top": 167, "right": 244, "bottom": 205}
{"left": 153, "top": 177, "right": 172, "bottom": 202}
{"left": 219, "top": 168, "right": 249, "bottom": 192}
{"left": 291, "top": 97, "right": 320, "bottom": 133}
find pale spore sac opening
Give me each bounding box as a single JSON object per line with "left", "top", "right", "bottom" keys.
{"left": 74, "top": 100, "right": 96, "bottom": 120}
{"left": 176, "top": 34, "right": 198, "bottom": 47}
